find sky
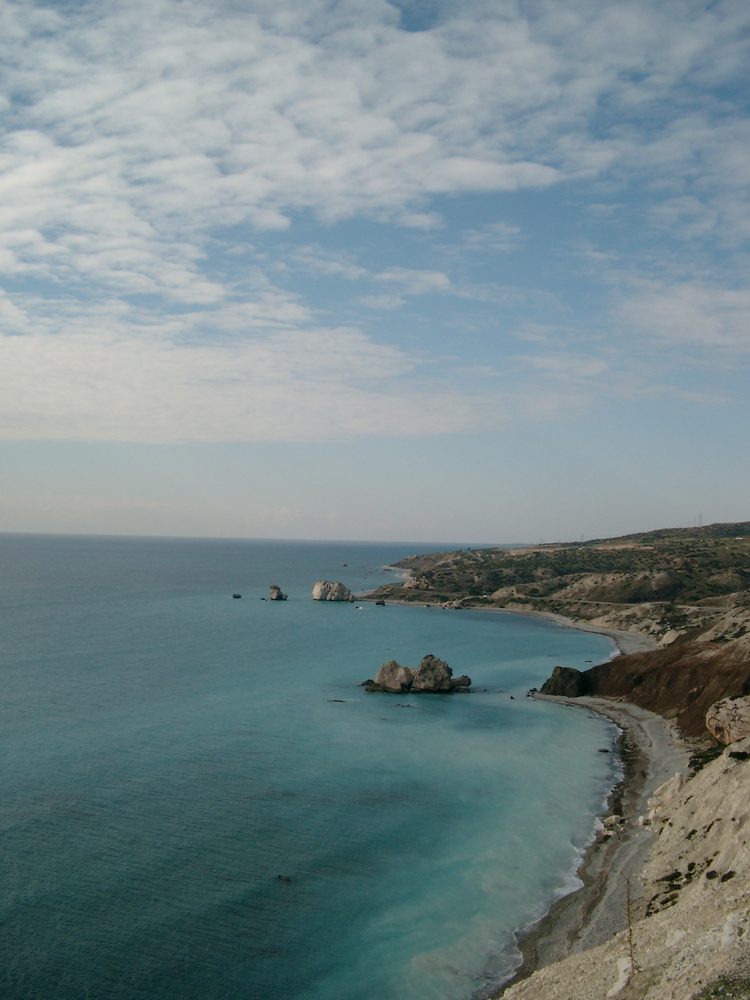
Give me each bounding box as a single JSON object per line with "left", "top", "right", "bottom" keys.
{"left": 0, "top": 0, "right": 748, "bottom": 544}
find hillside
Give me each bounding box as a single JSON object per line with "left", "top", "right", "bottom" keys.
{"left": 368, "top": 522, "right": 750, "bottom": 737}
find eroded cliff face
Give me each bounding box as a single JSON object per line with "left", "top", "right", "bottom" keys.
{"left": 540, "top": 606, "right": 750, "bottom": 738}
{"left": 501, "top": 738, "right": 750, "bottom": 1000}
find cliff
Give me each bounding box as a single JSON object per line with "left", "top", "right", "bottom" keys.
{"left": 369, "top": 522, "right": 750, "bottom": 739}
{"left": 370, "top": 523, "right": 750, "bottom": 997}
{"left": 539, "top": 605, "right": 750, "bottom": 737}
{"left": 501, "top": 733, "right": 750, "bottom": 999}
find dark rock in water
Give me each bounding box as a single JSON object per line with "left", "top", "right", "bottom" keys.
{"left": 411, "top": 653, "right": 454, "bottom": 692}
{"left": 269, "top": 585, "right": 288, "bottom": 601}
{"left": 363, "top": 654, "right": 471, "bottom": 694}
{"left": 375, "top": 599, "right": 386, "bottom": 606}
{"left": 540, "top": 665, "right": 590, "bottom": 697}
{"left": 232, "top": 593, "right": 242, "bottom": 599}
{"left": 277, "top": 874, "right": 292, "bottom": 883}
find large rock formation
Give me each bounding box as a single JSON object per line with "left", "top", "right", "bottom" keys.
{"left": 537, "top": 618, "right": 750, "bottom": 738}
{"left": 362, "top": 654, "right": 471, "bottom": 693}
{"left": 268, "top": 585, "right": 287, "bottom": 601}
{"left": 312, "top": 580, "right": 354, "bottom": 602}
{"left": 373, "top": 660, "right": 414, "bottom": 692}
{"left": 540, "top": 665, "right": 590, "bottom": 697}
{"left": 706, "top": 695, "right": 750, "bottom": 745}
{"left": 411, "top": 653, "right": 455, "bottom": 691}
{"left": 502, "top": 737, "right": 750, "bottom": 1000}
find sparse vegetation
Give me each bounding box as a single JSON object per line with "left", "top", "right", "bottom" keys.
{"left": 693, "top": 973, "right": 750, "bottom": 998}
{"left": 370, "top": 521, "right": 750, "bottom": 614}
{"left": 689, "top": 745, "right": 724, "bottom": 773}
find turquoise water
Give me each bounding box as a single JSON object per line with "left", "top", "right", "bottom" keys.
{"left": 0, "top": 534, "right": 617, "bottom": 999}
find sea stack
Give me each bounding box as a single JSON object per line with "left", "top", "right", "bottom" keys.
{"left": 362, "top": 654, "right": 471, "bottom": 693}
{"left": 268, "top": 585, "right": 288, "bottom": 601}
{"left": 311, "top": 580, "right": 354, "bottom": 602}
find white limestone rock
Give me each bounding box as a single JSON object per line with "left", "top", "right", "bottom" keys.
{"left": 373, "top": 660, "right": 414, "bottom": 693}
{"left": 706, "top": 695, "right": 750, "bottom": 745}
{"left": 311, "top": 580, "right": 354, "bottom": 602}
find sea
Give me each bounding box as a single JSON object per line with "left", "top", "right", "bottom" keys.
{"left": 0, "top": 533, "right": 619, "bottom": 1000}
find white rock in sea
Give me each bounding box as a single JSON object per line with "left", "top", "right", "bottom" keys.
{"left": 705, "top": 695, "right": 750, "bottom": 745}
{"left": 374, "top": 660, "right": 414, "bottom": 693}
{"left": 311, "top": 580, "right": 354, "bottom": 602}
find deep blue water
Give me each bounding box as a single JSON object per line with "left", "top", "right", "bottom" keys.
{"left": 0, "top": 534, "right": 617, "bottom": 999}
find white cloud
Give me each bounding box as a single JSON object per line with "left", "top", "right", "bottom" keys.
{"left": 376, "top": 267, "right": 453, "bottom": 295}
{"left": 2, "top": 0, "right": 745, "bottom": 298}
{"left": 520, "top": 354, "right": 610, "bottom": 380}
{"left": 0, "top": 0, "right": 748, "bottom": 450}
{"left": 359, "top": 293, "right": 406, "bottom": 311}
{"left": 287, "top": 245, "right": 367, "bottom": 280}
{"left": 617, "top": 283, "right": 750, "bottom": 351}
{"left": 0, "top": 322, "right": 491, "bottom": 443}
{"left": 459, "top": 222, "right": 522, "bottom": 255}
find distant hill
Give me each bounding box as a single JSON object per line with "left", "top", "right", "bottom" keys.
{"left": 370, "top": 521, "right": 750, "bottom": 612}
{"left": 367, "top": 522, "right": 750, "bottom": 737}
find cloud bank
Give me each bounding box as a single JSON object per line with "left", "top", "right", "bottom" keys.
{"left": 0, "top": 0, "right": 748, "bottom": 443}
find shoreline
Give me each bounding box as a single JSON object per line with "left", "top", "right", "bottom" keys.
{"left": 359, "top": 593, "right": 657, "bottom": 657}
{"left": 495, "top": 695, "right": 690, "bottom": 996}
{"left": 364, "top": 581, "right": 683, "bottom": 996}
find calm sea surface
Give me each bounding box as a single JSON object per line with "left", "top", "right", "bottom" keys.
{"left": 0, "top": 534, "right": 617, "bottom": 999}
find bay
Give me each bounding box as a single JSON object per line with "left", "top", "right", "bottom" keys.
{"left": 0, "top": 534, "right": 616, "bottom": 999}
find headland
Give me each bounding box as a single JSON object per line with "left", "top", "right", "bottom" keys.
{"left": 365, "top": 521, "right": 750, "bottom": 999}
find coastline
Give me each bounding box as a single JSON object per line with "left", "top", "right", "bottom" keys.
{"left": 360, "top": 592, "right": 657, "bottom": 657}
{"left": 365, "top": 578, "right": 687, "bottom": 996}
{"left": 495, "top": 695, "right": 690, "bottom": 997}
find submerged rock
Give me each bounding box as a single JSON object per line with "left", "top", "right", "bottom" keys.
{"left": 363, "top": 654, "right": 470, "bottom": 693}
{"left": 268, "top": 585, "right": 288, "bottom": 601}
{"left": 312, "top": 580, "right": 354, "bottom": 602}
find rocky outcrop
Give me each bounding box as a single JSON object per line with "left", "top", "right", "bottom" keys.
{"left": 537, "top": 625, "right": 750, "bottom": 737}
{"left": 706, "top": 695, "right": 750, "bottom": 745}
{"left": 411, "top": 653, "right": 455, "bottom": 691}
{"left": 268, "top": 585, "right": 287, "bottom": 601}
{"left": 362, "top": 654, "right": 471, "bottom": 693}
{"left": 502, "top": 738, "right": 750, "bottom": 1000}
{"left": 540, "top": 665, "right": 590, "bottom": 697}
{"left": 373, "top": 660, "right": 414, "bottom": 692}
{"left": 311, "top": 580, "right": 354, "bottom": 602}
